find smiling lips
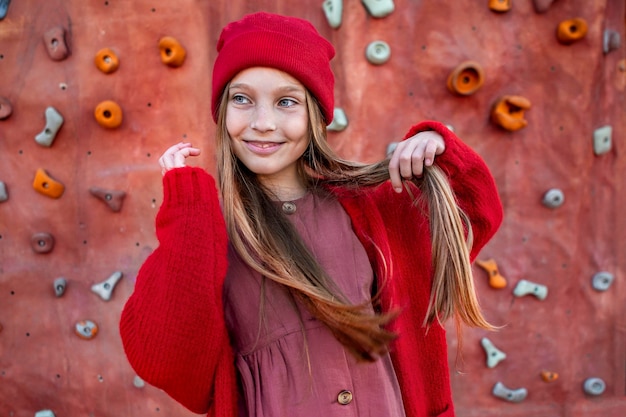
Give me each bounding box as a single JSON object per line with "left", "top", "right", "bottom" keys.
{"left": 244, "top": 140, "right": 284, "bottom": 154}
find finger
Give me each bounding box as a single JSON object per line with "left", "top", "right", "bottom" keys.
{"left": 388, "top": 142, "right": 407, "bottom": 193}
{"left": 422, "top": 139, "right": 440, "bottom": 167}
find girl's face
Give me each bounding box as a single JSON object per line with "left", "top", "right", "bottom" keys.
{"left": 226, "top": 67, "right": 310, "bottom": 194}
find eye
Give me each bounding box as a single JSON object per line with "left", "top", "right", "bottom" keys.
{"left": 231, "top": 94, "right": 250, "bottom": 104}
{"left": 278, "top": 98, "right": 297, "bottom": 107}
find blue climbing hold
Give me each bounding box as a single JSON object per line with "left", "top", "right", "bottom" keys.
{"left": 0, "top": 0, "right": 10, "bottom": 20}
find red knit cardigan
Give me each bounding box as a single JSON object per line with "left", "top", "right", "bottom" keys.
{"left": 119, "top": 121, "right": 503, "bottom": 417}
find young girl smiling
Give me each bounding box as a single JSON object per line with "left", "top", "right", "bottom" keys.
{"left": 120, "top": 11, "right": 503, "bottom": 417}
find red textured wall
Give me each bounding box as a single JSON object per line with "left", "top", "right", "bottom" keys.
{"left": 0, "top": 0, "right": 624, "bottom": 416}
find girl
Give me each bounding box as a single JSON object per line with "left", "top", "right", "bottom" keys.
{"left": 120, "top": 11, "right": 503, "bottom": 417}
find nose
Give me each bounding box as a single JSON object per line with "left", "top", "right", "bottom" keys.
{"left": 250, "top": 104, "right": 276, "bottom": 132}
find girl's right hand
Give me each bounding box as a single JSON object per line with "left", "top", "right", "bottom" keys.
{"left": 158, "top": 142, "right": 201, "bottom": 176}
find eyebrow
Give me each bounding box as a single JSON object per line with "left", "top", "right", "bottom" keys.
{"left": 229, "top": 83, "right": 305, "bottom": 95}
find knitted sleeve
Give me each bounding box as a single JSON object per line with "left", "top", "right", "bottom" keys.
{"left": 119, "top": 166, "right": 236, "bottom": 415}
{"left": 402, "top": 120, "right": 503, "bottom": 260}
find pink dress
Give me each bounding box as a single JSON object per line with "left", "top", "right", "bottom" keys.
{"left": 223, "top": 191, "right": 407, "bottom": 417}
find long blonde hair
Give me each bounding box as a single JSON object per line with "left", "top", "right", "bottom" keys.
{"left": 216, "top": 86, "right": 493, "bottom": 361}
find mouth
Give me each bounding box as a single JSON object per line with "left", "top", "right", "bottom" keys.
{"left": 243, "top": 140, "right": 283, "bottom": 154}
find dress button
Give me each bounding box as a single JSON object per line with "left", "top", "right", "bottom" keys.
{"left": 337, "top": 390, "right": 353, "bottom": 405}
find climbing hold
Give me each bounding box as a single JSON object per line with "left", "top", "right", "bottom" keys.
{"left": 491, "top": 95, "right": 531, "bottom": 131}
{"left": 583, "top": 377, "right": 606, "bottom": 396}
{"left": 591, "top": 272, "right": 614, "bottom": 292}
{"left": 532, "top": 0, "right": 555, "bottom": 13}
{"left": 541, "top": 371, "right": 559, "bottom": 383}
{"left": 322, "top": 0, "right": 342, "bottom": 29}
{"left": 94, "top": 100, "right": 123, "bottom": 128}
{"left": 35, "top": 411, "right": 56, "bottom": 417}
{"left": 89, "top": 187, "right": 126, "bottom": 212}
{"left": 481, "top": 337, "right": 507, "bottom": 368}
{"left": 53, "top": 277, "right": 67, "bottom": 297}
{"left": 0, "top": 181, "right": 8, "bottom": 202}
{"left": 593, "top": 125, "right": 612, "bottom": 156}
{"left": 492, "top": 382, "right": 527, "bottom": 402}
{"left": 35, "top": 107, "right": 64, "bottom": 147}
{"left": 43, "top": 26, "right": 70, "bottom": 61}
{"left": 0, "top": 96, "right": 12, "bottom": 120}
{"left": 476, "top": 259, "right": 507, "bottom": 289}
{"left": 159, "top": 36, "right": 186, "bottom": 67}
{"left": 91, "top": 271, "right": 123, "bottom": 301}
{"left": 133, "top": 375, "right": 145, "bottom": 388}
{"left": 0, "top": 0, "right": 10, "bottom": 20}
{"left": 489, "top": 0, "right": 512, "bottom": 13}
{"left": 94, "top": 48, "right": 120, "bottom": 74}
{"left": 327, "top": 108, "right": 348, "bottom": 132}
{"left": 31, "top": 232, "right": 55, "bottom": 254}
{"left": 542, "top": 188, "right": 564, "bottom": 208}
{"left": 556, "top": 18, "right": 588, "bottom": 45}
{"left": 513, "top": 279, "right": 548, "bottom": 300}
{"left": 75, "top": 320, "right": 99, "bottom": 340}
{"left": 447, "top": 61, "right": 485, "bottom": 96}
{"left": 361, "top": 0, "right": 394, "bottom": 18}
{"left": 33, "top": 168, "right": 65, "bottom": 198}
{"left": 365, "top": 41, "right": 391, "bottom": 65}
{"left": 603, "top": 29, "right": 621, "bottom": 54}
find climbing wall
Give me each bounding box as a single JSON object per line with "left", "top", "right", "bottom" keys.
{"left": 0, "top": 0, "right": 624, "bottom": 416}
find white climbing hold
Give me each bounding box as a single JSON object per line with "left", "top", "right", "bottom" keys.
{"left": 591, "top": 272, "right": 614, "bottom": 292}
{"left": 322, "top": 0, "right": 342, "bottom": 29}
{"left": 492, "top": 381, "right": 527, "bottom": 403}
{"left": 513, "top": 279, "right": 548, "bottom": 300}
{"left": 542, "top": 188, "right": 564, "bottom": 208}
{"left": 583, "top": 377, "right": 606, "bottom": 396}
{"left": 365, "top": 40, "right": 391, "bottom": 65}
{"left": 35, "top": 410, "right": 56, "bottom": 417}
{"left": 362, "top": 0, "right": 394, "bottom": 18}
{"left": 91, "top": 271, "right": 123, "bottom": 301}
{"left": 35, "top": 106, "right": 64, "bottom": 147}
{"left": 133, "top": 375, "right": 146, "bottom": 388}
{"left": 0, "top": 181, "right": 7, "bottom": 202}
{"left": 327, "top": 108, "right": 348, "bottom": 132}
{"left": 593, "top": 125, "right": 612, "bottom": 156}
{"left": 481, "top": 337, "right": 507, "bottom": 368}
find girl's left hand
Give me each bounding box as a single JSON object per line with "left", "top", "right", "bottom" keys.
{"left": 388, "top": 130, "right": 446, "bottom": 193}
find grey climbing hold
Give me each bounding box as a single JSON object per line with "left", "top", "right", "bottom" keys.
{"left": 366, "top": 41, "right": 391, "bottom": 65}
{"left": 542, "top": 188, "right": 564, "bottom": 208}
{"left": 91, "top": 271, "right": 123, "bottom": 301}
{"left": 35, "top": 107, "right": 64, "bottom": 147}
{"left": 362, "top": 0, "right": 394, "bottom": 18}
{"left": 327, "top": 108, "right": 348, "bottom": 132}
{"left": 34, "top": 411, "right": 56, "bottom": 417}
{"left": 591, "top": 272, "right": 614, "bottom": 292}
{"left": 133, "top": 375, "right": 145, "bottom": 388}
{"left": 322, "top": 0, "right": 342, "bottom": 29}
{"left": 593, "top": 125, "right": 612, "bottom": 156}
{"left": 492, "top": 382, "right": 527, "bottom": 402}
{"left": 0, "top": 0, "right": 10, "bottom": 20}
{"left": 583, "top": 377, "right": 606, "bottom": 396}
{"left": 53, "top": 277, "right": 67, "bottom": 297}
{"left": 0, "top": 181, "right": 8, "bottom": 202}
{"left": 480, "top": 337, "right": 506, "bottom": 368}
{"left": 603, "top": 29, "right": 621, "bottom": 54}
{"left": 513, "top": 279, "right": 548, "bottom": 300}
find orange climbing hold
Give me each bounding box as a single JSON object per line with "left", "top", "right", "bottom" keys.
{"left": 33, "top": 168, "right": 65, "bottom": 198}
{"left": 489, "top": 0, "right": 512, "bottom": 13}
{"left": 94, "top": 100, "right": 123, "bottom": 128}
{"left": 476, "top": 259, "right": 507, "bottom": 289}
{"left": 447, "top": 61, "right": 484, "bottom": 96}
{"left": 541, "top": 371, "right": 559, "bottom": 382}
{"left": 94, "top": 48, "right": 120, "bottom": 74}
{"left": 556, "top": 18, "right": 588, "bottom": 45}
{"left": 491, "top": 95, "right": 531, "bottom": 131}
{"left": 159, "top": 36, "right": 186, "bottom": 67}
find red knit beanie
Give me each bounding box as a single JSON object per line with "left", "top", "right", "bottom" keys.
{"left": 211, "top": 12, "right": 336, "bottom": 123}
